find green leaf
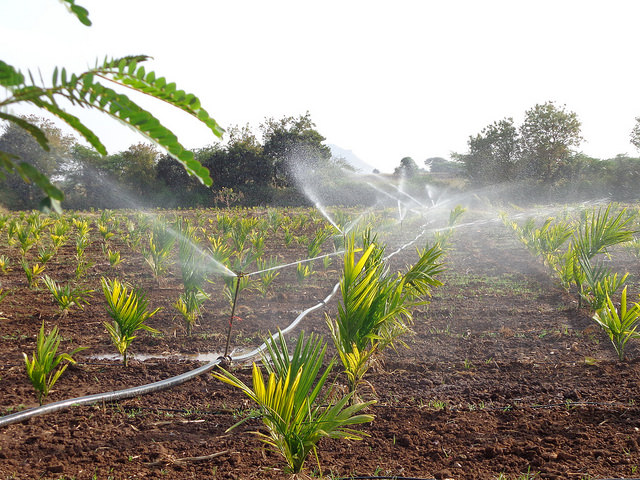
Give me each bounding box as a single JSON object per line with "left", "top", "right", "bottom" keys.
{"left": 35, "top": 100, "right": 107, "bottom": 155}
{"left": 127, "top": 60, "right": 138, "bottom": 76}
{"left": 39, "top": 196, "right": 62, "bottom": 214}
{"left": 0, "top": 150, "right": 20, "bottom": 178}
{"left": 0, "top": 112, "right": 50, "bottom": 151}
{"left": 60, "top": 0, "right": 92, "bottom": 26}
{"left": 0, "top": 60, "right": 25, "bottom": 87}
{"left": 69, "top": 5, "right": 91, "bottom": 26}
{"left": 98, "top": 57, "right": 225, "bottom": 140}
{"left": 19, "top": 163, "right": 64, "bottom": 201}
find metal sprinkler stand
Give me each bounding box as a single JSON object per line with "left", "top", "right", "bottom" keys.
{"left": 219, "top": 272, "right": 243, "bottom": 367}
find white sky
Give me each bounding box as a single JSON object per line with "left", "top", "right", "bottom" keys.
{"left": 3, "top": 0, "right": 640, "bottom": 172}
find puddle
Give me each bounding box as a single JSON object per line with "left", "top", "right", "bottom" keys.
{"left": 87, "top": 348, "right": 257, "bottom": 364}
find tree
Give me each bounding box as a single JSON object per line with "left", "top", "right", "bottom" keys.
{"left": 155, "top": 153, "right": 207, "bottom": 207}
{"left": 223, "top": 125, "right": 272, "bottom": 188}
{"left": 0, "top": 1, "right": 224, "bottom": 211}
{"left": 394, "top": 156, "right": 420, "bottom": 177}
{"left": 631, "top": 117, "right": 640, "bottom": 152}
{"left": 454, "top": 118, "right": 520, "bottom": 185}
{"left": 61, "top": 144, "right": 113, "bottom": 209}
{"left": 117, "top": 143, "right": 159, "bottom": 197}
{"left": 0, "top": 116, "right": 75, "bottom": 209}
{"left": 519, "top": 101, "right": 582, "bottom": 183}
{"left": 261, "top": 113, "right": 331, "bottom": 187}
{"left": 425, "top": 157, "right": 463, "bottom": 176}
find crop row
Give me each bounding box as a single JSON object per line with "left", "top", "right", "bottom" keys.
{"left": 501, "top": 202, "right": 640, "bottom": 361}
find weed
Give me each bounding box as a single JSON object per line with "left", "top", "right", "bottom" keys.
{"left": 428, "top": 399, "right": 447, "bottom": 410}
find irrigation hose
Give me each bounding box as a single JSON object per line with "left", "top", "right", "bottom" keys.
{"left": 0, "top": 221, "right": 428, "bottom": 428}
{"left": 0, "top": 360, "right": 220, "bottom": 427}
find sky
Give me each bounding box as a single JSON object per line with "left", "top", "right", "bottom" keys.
{"left": 3, "top": 0, "right": 640, "bottom": 173}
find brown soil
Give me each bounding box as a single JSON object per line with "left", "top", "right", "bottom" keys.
{"left": 1, "top": 209, "right": 639, "bottom": 480}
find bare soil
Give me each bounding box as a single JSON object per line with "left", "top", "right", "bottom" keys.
{"left": 1, "top": 209, "right": 639, "bottom": 480}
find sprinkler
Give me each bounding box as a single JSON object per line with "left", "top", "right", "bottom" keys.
{"left": 220, "top": 272, "right": 244, "bottom": 367}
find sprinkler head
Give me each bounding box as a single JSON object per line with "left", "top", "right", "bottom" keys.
{"left": 217, "top": 355, "right": 232, "bottom": 368}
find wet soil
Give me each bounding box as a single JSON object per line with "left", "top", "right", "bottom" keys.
{"left": 1, "top": 209, "right": 639, "bottom": 480}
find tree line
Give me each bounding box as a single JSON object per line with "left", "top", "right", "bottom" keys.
{"left": 453, "top": 101, "right": 640, "bottom": 202}
{"left": 0, "top": 113, "right": 350, "bottom": 210}
{"left": 4, "top": 102, "right": 640, "bottom": 210}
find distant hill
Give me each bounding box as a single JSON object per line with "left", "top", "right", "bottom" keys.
{"left": 328, "top": 144, "right": 376, "bottom": 174}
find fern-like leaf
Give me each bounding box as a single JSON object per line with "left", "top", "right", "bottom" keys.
{"left": 60, "top": 0, "right": 92, "bottom": 26}
{"left": 99, "top": 56, "right": 225, "bottom": 138}
{"left": 0, "top": 60, "right": 25, "bottom": 87}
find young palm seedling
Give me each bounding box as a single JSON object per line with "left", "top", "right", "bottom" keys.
{"left": 570, "top": 206, "right": 634, "bottom": 307}
{"left": 174, "top": 223, "right": 210, "bottom": 335}
{"left": 213, "top": 330, "right": 374, "bottom": 474}
{"left": 0, "top": 254, "right": 12, "bottom": 273}
{"left": 6, "top": 218, "right": 18, "bottom": 246}
{"left": 296, "top": 261, "right": 313, "bottom": 284}
{"left": 104, "top": 246, "right": 122, "bottom": 268}
{"left": 255, "top": 256, "right": 280, "bottom": 297}
{"left": 26, "top": 212, "right": 51, "bottom": 240}
{"left": 283, "top": 227, "right": 294, "bottom": 246}
{"left": 74, "top": 229, "right": 94, "bottom": 280}
{"left": 101, "top": 277, "right": 160, "bottom": 366}
{"left": 230, "top": 218, "right": 253, "bottom": 252}
{"left": 21, "top": 259, "right": 45, "bottom": 289}
{"left": 23, "top": 322, "right": 85, "bottom": 405}
{"left": 207, "top": 234, "right": 232, "bottom": 266}
{"left": 142, "top": 222, "right": 175, "bottom": 281}
{"left": 97, "top": 220, "right": 115, "bottom": 242}
{"left": 249, "top": 232, "right": 265, "bottom": 259}
{"left": 15, "top": 222, "right": 36, "bottom": 257}
{"left": 308, "top": 226, "right": 333, "bottom": 259}
{"left": 328, "top": 233, "right": 444, "bottom": 398}
{"left": 174, "top": 290, "right": 208, "bottom": 336}
{"left": 49, "top": 216, "right": 70, "bottom": 247}
{"left": 36, "top": 245, "right": 56, "bottom": 265}
{"left": 267, "top": 209, "right": 282, "bottom": 232}
{"left": 215, "top": 213, "right": 234, "bottom": 235}
{"left": 592, "top": 286, "right": 640, "bottom": 361}
{"left": 42, "top": 275, "right": 93, "bottom": 317}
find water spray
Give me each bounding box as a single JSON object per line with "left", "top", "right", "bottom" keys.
{"left": 246, "top": 250, "right": 345, "bottom": 278}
